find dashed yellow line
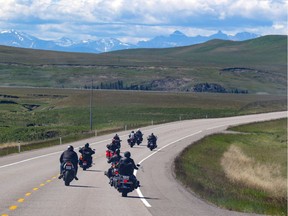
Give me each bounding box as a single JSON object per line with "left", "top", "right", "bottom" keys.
{"left": 9, "top": 205, "right": 17, "bottom": 210}
{"left": 3, "top": 176, "right": 58, "bottom": 215}
{"left": 17, "top": 198, "right": 25, "bottom": 203}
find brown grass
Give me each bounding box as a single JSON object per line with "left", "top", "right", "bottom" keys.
{"left": 221, "top": 145, "right": 287, "bottom": 197}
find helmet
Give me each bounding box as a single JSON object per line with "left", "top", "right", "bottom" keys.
{"left": 137, "top": 129, "right": 140, "bottom": 131}
{"left": 85, "top": 143, "right": 89, "bottom": 148}
{"left": 67, "top": 145, "right": 74, "bottom": 151}
{"left": 124, "top": 151, "right": 131, "bottom": 158}
{"left": 131, "top": 131, "right": 134, "bottom": 133}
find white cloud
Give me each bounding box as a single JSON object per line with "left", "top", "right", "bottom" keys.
{"left": 0, "top": 0, "right": 286, "bottom": 40}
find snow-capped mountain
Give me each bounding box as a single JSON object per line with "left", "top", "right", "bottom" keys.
{"left": 0, "top": 29, "right": 260, "bottom": 53}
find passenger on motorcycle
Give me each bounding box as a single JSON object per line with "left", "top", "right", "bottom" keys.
{"left": 79, "top": 143, "right": 95, "bottom": 167}
{"left": 118, "top": 151, "right": 140, "bottom": 188}
{"left": 59, "top": 145, "right": 79, "bottom": 180}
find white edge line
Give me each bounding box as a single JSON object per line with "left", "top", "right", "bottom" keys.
{"left": 134, "top": 130, "right": 203, "bottom": 208}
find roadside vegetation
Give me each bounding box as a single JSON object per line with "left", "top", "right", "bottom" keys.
{"left": 174, "top": 118, "right": 287, "bottom": 215}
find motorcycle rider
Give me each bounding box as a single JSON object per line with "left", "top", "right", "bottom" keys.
{"left": 113, "top": 134, "right": 120, "bottom": 142}
{"left": 106, "top": 141, "right": 118, "bottom": 153}
{"left": 112, "top": 134, "right": 121, "bottom": 149}
{"left": 135, "top": 129, "right": 143, "bottom": 142}
{"left": 118, "top": 151, "right": 139, "bottom": 188}
{"left": 128, "top": 130, "right": 136, "bottom": 145}
{"left": 129, "top": 131, "right": 135, "bottom": 140}
{"left": 148, "top": 133, "right": 157, "bottom": 147}
{"left": 59, "top": 145, "right": 79, "bottom": 180}
{"left": 79, "top": 143, "right": 95, "bottom": 167}
{"left": 106, "top": 149, "right": 122, "bottom": 179}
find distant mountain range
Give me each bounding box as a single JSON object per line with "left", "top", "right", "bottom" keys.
{"left": 0, "top": 29, "right": 260, "bottom": 53}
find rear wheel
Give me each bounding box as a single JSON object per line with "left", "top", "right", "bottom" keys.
{"left": 64, "top": 171, "right": 73, "bottom": 186}
{"left": 122, "top": 191, "right": 128, "bottom": 197}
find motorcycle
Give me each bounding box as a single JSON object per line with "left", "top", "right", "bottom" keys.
{"left": 79, "top": 155, "right": 91, "bottom": 170}
{"left": 136, "top": 134, "right": 143, "bottom": 145}
{"left": 62, "top": 161, "right": 76, "bottom": 186}
{"left": 79, "top": 149, "right": 95, "bottom": 170}
{"left": 127, "top": 137, "right": 136, "bottom": 148}
{"left": 104, "top": 162, "right": 120, "bottom": 180}
{"left": 111, "top": 164, "right": 140, "bottom": 197}
{"left": 147, "top": 136, "right": 157, "bottom": 151}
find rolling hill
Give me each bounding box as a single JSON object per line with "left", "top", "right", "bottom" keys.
{"left": 0, "top": 35, "right": 287, "bottom": 94}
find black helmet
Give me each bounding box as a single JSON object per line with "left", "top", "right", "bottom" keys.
{"left": 124, "top": 151, "right": 131, "bottom": 158}
{"left": 67, "top": 145, "right": 74, "bottom": 151}
{"left": 85, "top": 143, "right": 89, "bottom": 148}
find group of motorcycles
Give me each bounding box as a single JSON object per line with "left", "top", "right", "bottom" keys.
{"left": 127, "top": 131, "right": 158, "bottom": 150}
{"left": 104, "top": 131, "right": 157, "bottom": 197}
{"left": 61, "top": 130, "right": 157, "bottom": 198}
{"left": 61, "top": 144, "right": 95, "bottom": 186}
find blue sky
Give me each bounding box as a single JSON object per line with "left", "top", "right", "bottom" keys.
{"left": 0, "top": 0, "right": 287, "bottom": 43}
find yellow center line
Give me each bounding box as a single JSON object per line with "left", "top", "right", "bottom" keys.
{"left": 3, "top": 177, "right": 58, "bottom": 215}
{"left": 9, "top": 205, "right": 17, "bottom": 210}
{"left": 17, "top": 198, "right": 25, "bottom": 203}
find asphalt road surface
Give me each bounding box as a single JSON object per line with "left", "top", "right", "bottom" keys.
{"left": 0, "top": 111, "right": 286, "bottom": 216}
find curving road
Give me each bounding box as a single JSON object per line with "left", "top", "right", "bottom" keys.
{"left": 0, "top": 111, "right": 286, "bottom": 216}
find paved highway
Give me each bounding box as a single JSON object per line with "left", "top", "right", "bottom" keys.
{"left": 0, "top": 111, "right": 286, "bottom": 216}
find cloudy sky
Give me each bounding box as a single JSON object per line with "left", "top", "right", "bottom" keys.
{"left": 0, "top": 0, "right": 287, "bottom": 43}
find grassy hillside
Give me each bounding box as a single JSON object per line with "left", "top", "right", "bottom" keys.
{"left": 0, "top": 35, "right": 287, "bottom": 94}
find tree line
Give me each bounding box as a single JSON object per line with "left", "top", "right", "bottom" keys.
{"left": 83, "top": 80, "right": 152, "bottom": 91}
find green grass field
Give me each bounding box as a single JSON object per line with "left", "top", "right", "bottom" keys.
{"left": 0, "top": 87, "right": 286, "bottom": 152}
{"left": 174, "top": 118, "right": 287, "bottom": 215}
